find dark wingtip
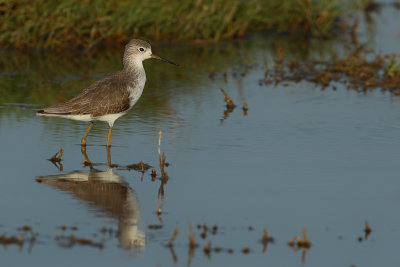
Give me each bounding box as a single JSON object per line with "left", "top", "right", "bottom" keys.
{"left": 37, "top": 109, "right": 45, "bottom": 114}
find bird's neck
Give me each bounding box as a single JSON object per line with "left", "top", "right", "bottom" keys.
{"left": 123, "top": 60, "right": 146, "bottom": 87}
{"left": 123, "top": 59, "right": 145, "bottom": 74}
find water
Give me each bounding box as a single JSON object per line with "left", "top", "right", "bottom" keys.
{"left": 1, "top": 4, "right": 400, "bottom": 267}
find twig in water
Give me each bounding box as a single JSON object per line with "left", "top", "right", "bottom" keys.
{"left": 364, "top": 221, "right": 372, "bottom": 239}
{"left": 261, "top": 228, "right": 274, "bottom": 253}
{"left": 49, "top": 148, "right": 64, "bottom": 162}
{"left": 220, "top": 88, "right": 235, "bottom": 109}
{"left": 243, "top": 102, "right": 248, "bottom": 116}
{"left": 188, "top": 222, "right": 197, "bottom": 248}
{"left": 168, "top": 227, "right": 179, "bottom": 247}
{"left": 288, "top": 226, "right": 311, "bottom": 248}
{"left": 203, "top": 241, "right": 211, "bottom": 257}
{"left": 158, "top": 130, "right": 162, "bottom": 157}
{"left": 48, "top": 148, "right": 64, "bottom": 171}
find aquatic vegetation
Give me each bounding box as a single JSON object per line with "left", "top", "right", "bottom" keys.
{"left": 242, "top": 246, "right": 250, "bottom": 254}
{"left": 219, "top": 88, "right": 237, "bottom": 122}
{"left": 242, "top": 102, "right": 248, "bottom": 116}
{"left": 359, "top": 221, "right": 372, "bottom": 242}
{"left": 188, "top": 222, "right": 197, "bottom": 249}
{"left": 364, "top": 221, "right": 372, "bottom": 235}
{"left": 288, "top": 226, "right": 311, "bottom": 248}
{"left": 167, "top": 227, "right": 179, "bottom": 247}
{"left": 48, "top": 148, "right": 63, "bottom": 163}
{"left": 261, "top": 229, "right": 274, "bottom": 252}
{"left": 48, "top": 148, "right": 64, "bottom": 171}
{"left": 203, "top": 241, "right": 211, "bottom": 257}
{"left": 126, "top": 161, "right": 151, "bottom": 172}
{"left": 56, "top": 234, "right": 104, "bottom": 249}
{"left": 269, "top": 49, "right": 400, "bottom": 93}
{"left": 0, "top": 226, "right": 37, "bottom": 252}
{"left": 0, "top": 0, "right": 357, "bottom": 50}
{"left": 220, "top": 88, "right": 235, "bottom": 109}
{"left": 288, "top": 226, "right": 312, "bottom": 264}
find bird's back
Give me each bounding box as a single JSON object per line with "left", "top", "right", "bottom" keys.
{"left": 37, "top": 70, "right": 140, "bottom": 118}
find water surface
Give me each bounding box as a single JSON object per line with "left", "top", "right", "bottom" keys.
{"left": 1, "top": 4, "right": 400, "bottom": 267}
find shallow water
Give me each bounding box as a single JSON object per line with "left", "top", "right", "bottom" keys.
{"left": 1, "top": 4, "right": 400, "bottom": 267}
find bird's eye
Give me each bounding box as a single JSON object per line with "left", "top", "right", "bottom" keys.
{"left": 139, "top": 47, "right": 145, "bottom": 52}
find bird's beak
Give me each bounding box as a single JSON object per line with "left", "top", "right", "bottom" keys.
{"left": 151, "top": 54, "right": 178, "bottom": 66}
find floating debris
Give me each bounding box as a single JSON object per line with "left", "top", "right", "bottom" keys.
{"left": 56, "top": 234, "right": 103, "bottom": 249}
{"left": 126, "top": 161, "right": 151, "bottom": 172}
{"left": 0, "top": 233, "right": 24, "bottom": 246}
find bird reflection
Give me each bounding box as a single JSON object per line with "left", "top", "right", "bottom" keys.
{"left": 35, "top": 147, "right": 145, "bottom": 250}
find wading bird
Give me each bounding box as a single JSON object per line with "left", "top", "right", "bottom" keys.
{"left": 37, "top": 39, "right": 177, "bottom": 147}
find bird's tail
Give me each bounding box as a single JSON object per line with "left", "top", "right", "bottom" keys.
{"left": 36, "top": 103, "right": 72, "bottom": 116}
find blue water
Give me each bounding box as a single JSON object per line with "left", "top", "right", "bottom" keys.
{"left": 1, "top": 4, "right": 400, "bottom": 267}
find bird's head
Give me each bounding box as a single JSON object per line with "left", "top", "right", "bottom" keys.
{"left": 123, "top": 39, "right": 178, "bottom": 69}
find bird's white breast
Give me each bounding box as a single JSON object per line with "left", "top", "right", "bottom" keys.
{"left": 127, "top": 66, "right": 146, "bottom": 109}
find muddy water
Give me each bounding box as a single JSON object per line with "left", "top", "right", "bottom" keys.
{"left": 1, "top": 4, "right": 400, "bottom": 267}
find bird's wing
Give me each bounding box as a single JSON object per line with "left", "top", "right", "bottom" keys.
{"left": 38, "top": 72, "right": 134, "bottom": 117}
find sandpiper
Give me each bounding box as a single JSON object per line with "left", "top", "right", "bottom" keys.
{"left": 37, "top": 39, "right": 177, "bottom": 147}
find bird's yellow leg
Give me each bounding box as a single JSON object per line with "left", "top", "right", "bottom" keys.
{"left": 81, "top": 122, "right": 94, "bottom": 147}
{"left": 107, "top": 145, "right": 111, "bottom": 166}
{"left": 107, "top": 127, "right": 113, "bottom": 147}
{"left": 81, "top": 145, "right": 92, "bottom": 167}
